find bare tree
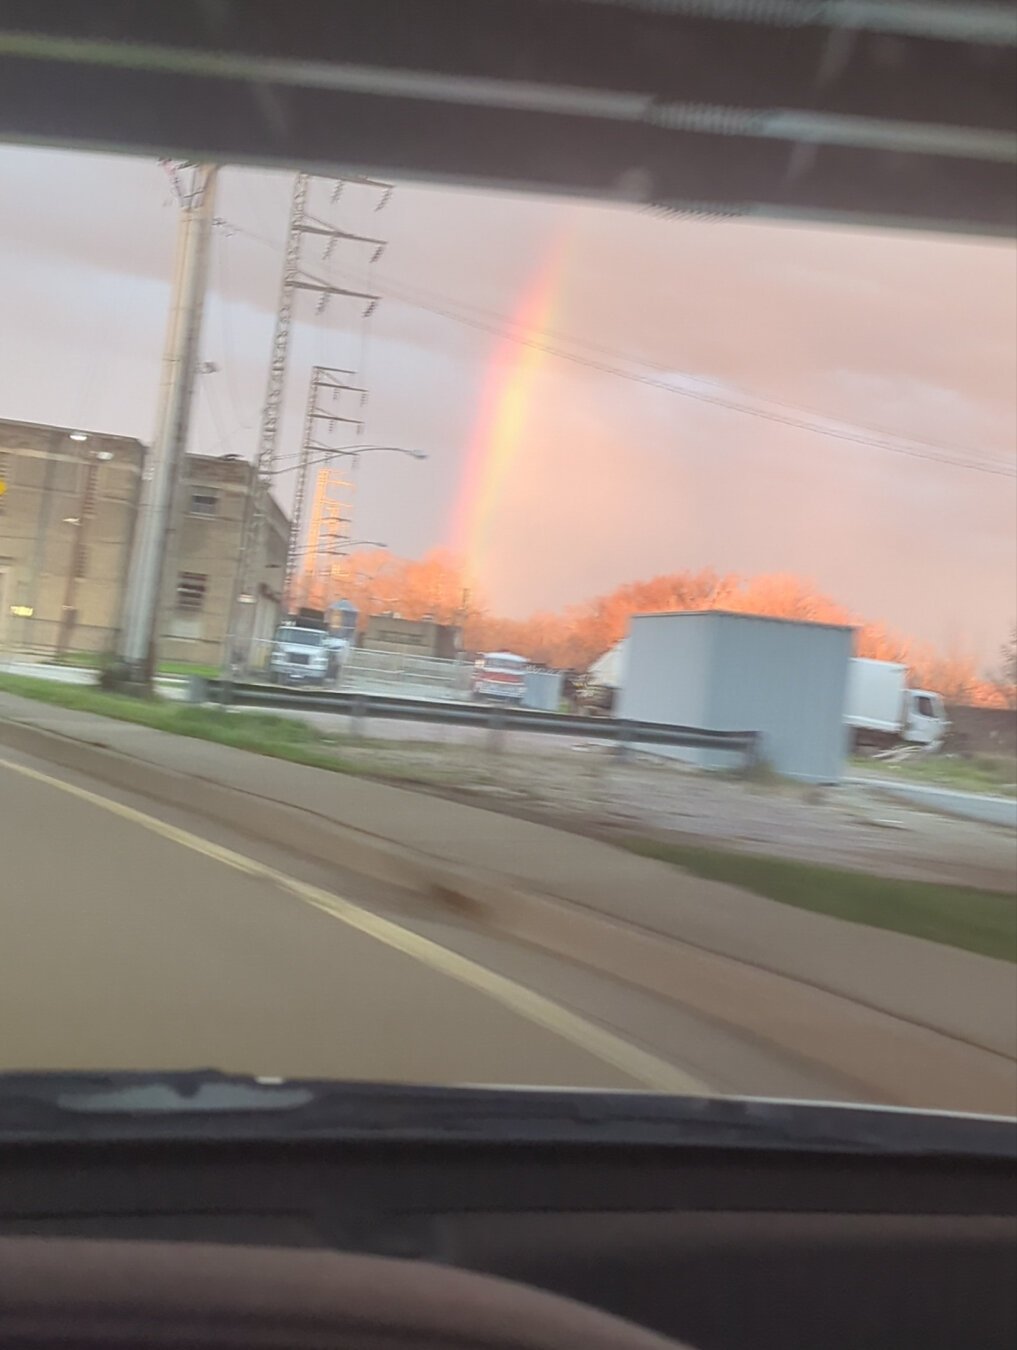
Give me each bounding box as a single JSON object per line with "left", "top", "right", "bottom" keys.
{"left": 998, "top": 624, "right": 1017, "bottom": 708}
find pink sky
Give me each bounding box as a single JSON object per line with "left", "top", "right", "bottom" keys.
{"left": 0, "top": 145, "right": 1014, "bottom": 664}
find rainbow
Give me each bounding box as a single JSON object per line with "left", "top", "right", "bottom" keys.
{"left": 450, "top": 241, "right": 566, "bottom": 583}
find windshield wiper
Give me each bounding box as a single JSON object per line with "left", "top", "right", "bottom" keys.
{"left": 1, "top": 1071, "right": 1014, "bottom": 1156}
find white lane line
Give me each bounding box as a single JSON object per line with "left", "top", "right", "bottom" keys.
{"left": 0, "top": 755, "right": 709, "bottom": 1095}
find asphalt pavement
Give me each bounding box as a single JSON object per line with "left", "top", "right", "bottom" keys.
{"left": 0, "top": 749, "right": 660, "bottom": 1088}
{"left": 2, "top": 722, "right": 1014, "bottom": 1111}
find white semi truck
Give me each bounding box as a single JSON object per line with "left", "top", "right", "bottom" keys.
{"left": 843, "top": 658, "right": 949, "bottom": 750}
{"left": 268, "top": 608, "right": 347, "bottom": 687}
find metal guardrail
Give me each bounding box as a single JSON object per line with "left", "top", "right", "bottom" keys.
{"left": 190, "top": 678, "right": 759, "bottom": 761}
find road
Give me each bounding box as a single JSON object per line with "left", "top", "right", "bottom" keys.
{"left": 4, "top": 739, "right": 1013, "bottom": 1110}
{"left": 0, "top": 747, "right": 711, "bottom": 1091}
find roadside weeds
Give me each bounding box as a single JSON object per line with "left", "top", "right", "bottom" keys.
{"left": 850, "top": 751, "right": 1017, "bottom": 798}
{"left": 0, "top": 672, "right": 426, "bottom": 784}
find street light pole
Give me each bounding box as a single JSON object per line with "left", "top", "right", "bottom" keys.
{"left": 281, "top": 439, "right": 426, "bottom": 606}
{"left": 272, "top": 444, "right": 427, "bottom": 477}
{"left": 115, "top": 164, "right": 218, "bottom": 685}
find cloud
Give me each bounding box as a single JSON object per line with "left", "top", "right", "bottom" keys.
{"left": 0, "top": 144, "right": 1014, "bottom": 661}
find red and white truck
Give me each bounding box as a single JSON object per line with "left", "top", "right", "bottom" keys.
{"left": 471, "top": 651, "right": 528, "bottom": 702}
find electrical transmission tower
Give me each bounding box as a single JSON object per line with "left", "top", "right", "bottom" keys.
{"left": 285, "top": 364, "right": 366, "bottom": 607}
{"left": 278, "top": 177, "right": 392, "bottom": 621}
{"left": 225, "top": 173, "right": 390, "bottom": 669}
{"left": 302, "top": 460, "right": 358, "bottom": 610}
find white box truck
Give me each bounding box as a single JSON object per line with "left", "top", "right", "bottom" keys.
{"left": 844, "top": 658, "right": 949, "bottom": 750}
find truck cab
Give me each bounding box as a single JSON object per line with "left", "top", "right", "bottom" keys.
{"left": 904, "top": 688, "right": 950, "bottom": 748}
{"left": 471, "top": 651, "right": 528, "bottom": 702}
{"left": 844, "top": 658, "right": 950, "bottom": 752}
{"left": 269, "top": 620, "right": 331, "bottom": 686}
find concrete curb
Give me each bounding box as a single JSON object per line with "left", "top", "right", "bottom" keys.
{"left": 2, "top": 715, "right": 1014, "bottom": 1114}
{"left": 848, "top": 776, "right": 1017, "bottom": 829}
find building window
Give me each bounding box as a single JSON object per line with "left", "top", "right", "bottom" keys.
{"left": 176, "top": 572, "right": 207, "bottom": 611}
{"left": 189, "top": 491, "right": 218, "bottom": 517}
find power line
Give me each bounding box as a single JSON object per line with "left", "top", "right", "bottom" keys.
{"left": 336, "top": 263, "right": 1017, "bottom": 480}
{"left": 200, "top": 374, "right": 231, "bottom": 450}
{"left": 212, "top": 231, "right": 253, "bottom": 430}
{"left": 330, "top": 259, "right": 1001, "bottom": 465}
{"left": 223, "top": 216, "right": 1015, "bottom": 480}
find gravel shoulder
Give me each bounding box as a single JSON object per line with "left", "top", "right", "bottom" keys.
{"left": 329, "top": 736, "right": 1017, "bottom": 894}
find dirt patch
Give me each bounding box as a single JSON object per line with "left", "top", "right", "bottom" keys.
{"left": 330, "top": 738, "right": 1017, "bottom": 893}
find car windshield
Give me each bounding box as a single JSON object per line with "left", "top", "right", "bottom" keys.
{"left": 485, "top": 658, "right": 525, "bottom": 673}
{"left": 277, "top": 629, "right": 324, "bottom": 647}
{"left": 0, "top": 132, "right": 1014, "bottom": 1121}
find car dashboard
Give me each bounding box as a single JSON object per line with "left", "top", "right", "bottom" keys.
{"left": 0, "top": 1083, "right": 1013, "bottom": 1349}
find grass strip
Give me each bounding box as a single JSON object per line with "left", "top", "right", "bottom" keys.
{"left": 852, "top": 753, "right": 1017, "bottom": 798}
{"left": 621, "top": 836, "right": 1016, "bottom": 963}
{"left": 0, "top": 672, "right": 394, "bottom": 778}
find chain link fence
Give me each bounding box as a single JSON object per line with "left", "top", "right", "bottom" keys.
{"left": 245, "top": 641, "right": 474, "bottom": 701}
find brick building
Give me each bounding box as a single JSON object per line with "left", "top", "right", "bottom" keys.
{"left": 0, "top": 419, "right": 288, "bottom": 667}
{"left": 159, "top": 452, "right": 289, "bottom": 668}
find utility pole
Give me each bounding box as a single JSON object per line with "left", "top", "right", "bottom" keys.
{"left": 116, "top": 163, "right": 218, "bottom": 685}
{"left": 224, "top": 174, "right": 388, "bottom": 673}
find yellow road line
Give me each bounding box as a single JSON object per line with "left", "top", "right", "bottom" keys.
{"left": 1, "top": 755, "right": 708, "bottom": 1095}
